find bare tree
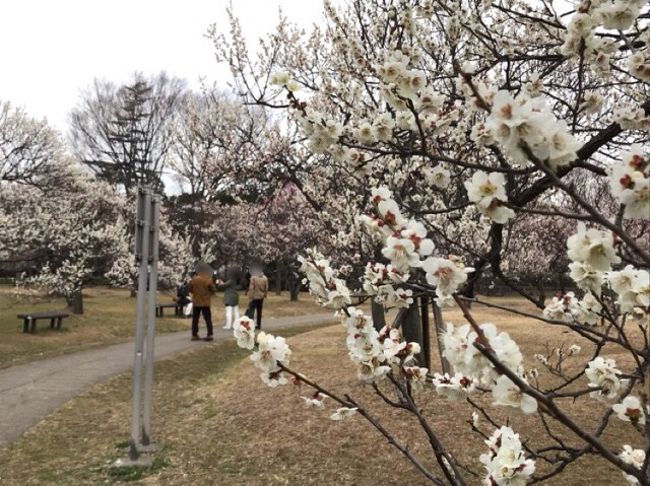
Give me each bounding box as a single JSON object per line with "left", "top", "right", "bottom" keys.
{"left": 69, "top": 72, "right": 186, "bottom": 195}
{"left": 0, "top": 101, "right": 61, "bottom": 185}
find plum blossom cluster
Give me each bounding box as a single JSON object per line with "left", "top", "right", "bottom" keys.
{"left": 298, "top": 251, "right": 352, "bottom": 309}
{"left": 362, "top": 262, "right": 413, "bottom": 309}
{"left": 463, "top": 171, "right": 514, "bottom": 224}
{"left": 421, "top": 256, "right": 474, "bottom": 307}
{"left": 606, "top": 265, "right": 650, "bottom": 313}
{"left": 360, "top": 187, "right": 473, "bottom": 305}
{"left": 479, "top": 91, "right": 579, "bottom": 170}
{"left": 609, "top": 145, "right": 649, "bottom": 220}
{"left": 619, "top": 445, "right": 646, "bottom": 485}
{"left": 344, "top": 307, "right": 426, "bottom": 388}
{"left": 543, "top": 291, "right": 602, "bottom": 326}
{"left": 585, "top": 356, "right": 625, "bottom": 400}
{"left": 232, "top": 315, "right": 292, "bottom": 387}
{"left": 565, "top": 224, "right": 649, "bottom": 321}
{"left": 441, "top": 322, "right": 537, "bottom": 414}
{"left": 562, "top": 0, "right": 647, "bottom": 76}
{"left": 479, "top": 426, "right": 535, "bottom": 486}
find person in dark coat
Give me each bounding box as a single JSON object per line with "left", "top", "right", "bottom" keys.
{"left": 217, "top": 267, "right": 241, "bottom": 330}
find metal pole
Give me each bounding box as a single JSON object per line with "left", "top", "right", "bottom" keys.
{"left": 129, "top": 187, "right": 151, "bottom": 460}
{"left": 142, "top": 195, "right": 160, "bottom": 447}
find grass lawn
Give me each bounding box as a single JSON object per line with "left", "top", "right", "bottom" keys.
{"left": 0, "top": 286, "right": 324, "bottom": 369}
{"left": 0, "top": 296, "right": 642, "bottom": 485}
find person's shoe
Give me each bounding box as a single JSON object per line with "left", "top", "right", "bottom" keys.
{"left": 204, "top": 335, "right": 214, "bottom": 342}
{"left": 222, "top": 325, "right": 231, "bottom": 330}
{"left": 191, "top": 335, "right": 201, "bottom": 341}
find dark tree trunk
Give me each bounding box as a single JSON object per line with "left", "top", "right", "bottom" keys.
{"left": 67, "top": 288, "right": 84, "bottom": 314}
{"left": 275, "top": 268, "right": 283, "bottom": 295}
{"left": 288, "top": 272, "right": 300, "bottom": 301}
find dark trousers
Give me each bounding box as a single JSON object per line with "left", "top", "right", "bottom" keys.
{"left": 246, "top": 299, "right": 264, "bottom": 329}
{"left": 192, "top": 306, "right": 213, "bottom": 336}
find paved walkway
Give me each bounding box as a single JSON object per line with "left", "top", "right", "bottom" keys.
{"left": 0, "top": 313, "right": 336, "bottom": 447}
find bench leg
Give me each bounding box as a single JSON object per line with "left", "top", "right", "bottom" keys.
{"left": 23, "top": 318, "right": 29, "bottom": 333}
{"left": 50, "top": 318, "right": 56, "bottom": 329}
{"left": 57, "top": 317, "right": 63, "bottom": 329}
{"left": 159, "top": 308, "right": 164, "bottom": 317}
{"left": 30, "top": 318, "right": 36, "bottom": 333}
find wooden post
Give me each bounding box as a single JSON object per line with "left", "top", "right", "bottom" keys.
{"left": 370, "top": 299, "right": 386, "bottom": 332}
{"left": 401, "top": 302, "right": 426, "bottom": 366}
{"left": 432, "top": 300, "right": 450, "bottom": 374}
{"left": 420, "top": 296, "right": 431, "bottom": 370}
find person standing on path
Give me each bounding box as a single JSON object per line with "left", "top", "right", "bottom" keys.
{"left": 246, "top": 264, "right": 268, "bottom": 330}
{"left": 189, "top": 262, "right": 216, "bottom": 341}
{"left": 217, "top": 267, "right": 241, "bottom": 330}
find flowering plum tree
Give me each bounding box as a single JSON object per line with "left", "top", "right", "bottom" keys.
{"left": 213, "top": 0, "right": 650, "bottom": 484}
{"left": 0, "top": 159, "right": 127, "bottom": 313}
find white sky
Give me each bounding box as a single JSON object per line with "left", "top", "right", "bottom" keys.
{"left": 0, "top": 0, "right": 324, "bottom": 133}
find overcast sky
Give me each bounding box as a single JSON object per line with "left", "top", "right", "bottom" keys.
{"left": 0, "top": 0, "right": 324, "bottom": 133}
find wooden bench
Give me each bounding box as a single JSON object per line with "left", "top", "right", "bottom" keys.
{"left": 18, "top": 311, "right": 69, "bottom": 333}
{"left": 155, "top": 303, "right": 183, "bottom": 317}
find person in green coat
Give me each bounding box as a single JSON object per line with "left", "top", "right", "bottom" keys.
{"left": 217, "top": 267, "right": 241, "bottom": 330}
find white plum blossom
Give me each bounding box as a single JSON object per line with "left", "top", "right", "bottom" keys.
{"left": 432, "top": 372, "right": 477, "bottom": 401}
{"left": 569, "top": 261, "right": 604, "bottom": 295}
{"left": 619, "top": 445, "right": 645, "bottom": 485}
{"left": 325, "top": 278, "right": 353, "bottom": 309}
{"left": 400, "top": 220, "right": 435, "bottom": 257}
{"left": 594, "top": 0, "right": 644, "bottom": 31}
{"left": 422, "top": 256, "right": 474, "bottom": 300}
{"left": 484, "top": 90, "right": 578, "bottom": 169}
{"left": 269, "top": 71, "right": 290, "bottom": 85}
{"left": 612, "top": 396, "right": 646, "bottom": 426}
{"left": 567, "top": 223, "right": 621, "bottom": 272}
{"left": 585, "top": 357, "right": 624, "bottom": 400}
{"left": 425, "top": 165, "right": 451, "bottom": 188}
{"left": 301, "top": 393, "right": 327, "bottom": 408}
{"left": 403, "top": 366, "right": 429, "bottom": 392}
{"left": 232, "top": 316, "right": 256, "bottom": 350}
{"left": 543, "top": 292, "right": 580, "bottom": 322}
{"left": 609, "top": 145, "right": 649, "bottom": 219}
{"left": 480, "top": 426, "right": 535, "bottom": 486}
{"left": 330, "top": 407, "right": 358, "bottom": 421}
{"left": 463, "top": 171, "right": 515, "bottom": 224}
{"left": 606, "top": 266, "right": 650, "bottom": 312}
{"left": 251, "top": 332, "right": 291, "bottom": 374}
{"left": 629, "top": 51, "right": 650, "bottom": 83}
{"left": 381, "top": 236, "right": 422, "bottom": 272}
{"left": 575, "top": 292, "right": 603, "bottom": 326}
{"left": 491, "top": 374, "right": 538, "bottom": 414}
{"left": 441, "top": 322, "right": 523, "bottom": 386}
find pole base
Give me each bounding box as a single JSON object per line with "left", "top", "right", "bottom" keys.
{"left": 112, "top": 455, "right": 153, "bottom": 468}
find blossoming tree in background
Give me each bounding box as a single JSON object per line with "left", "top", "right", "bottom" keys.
{"left": 214, "top": 0, "right": 650, "bottom": 484}
{"left": 0, "top": 160, "right": 127, "bottom": 313}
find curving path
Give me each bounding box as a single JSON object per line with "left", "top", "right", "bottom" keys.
{"left": 0, "top": 313, "right": 335, "bottom": 447}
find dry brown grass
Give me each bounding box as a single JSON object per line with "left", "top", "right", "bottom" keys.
{"left": 0, "top": 286, "right": 323, "bottom": 368}
{"left": 0, "top": 296, "right": 643, "bottom": 485}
